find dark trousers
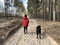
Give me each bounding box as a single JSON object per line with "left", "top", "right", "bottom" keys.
{"left": 24, "top": 26, "right": 28, "bottom": 34}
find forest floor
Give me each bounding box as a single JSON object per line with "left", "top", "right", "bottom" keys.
{"left": 4, "top": 19, "right": 59, "bottom": 45}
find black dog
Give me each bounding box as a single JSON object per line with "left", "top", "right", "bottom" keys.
{"left": 36, "top": 25, "right": 41, "bottom": 39}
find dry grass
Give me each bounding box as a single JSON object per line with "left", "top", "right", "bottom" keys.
{"left": 0, "top": 19, "right": 21, "bottom": 41}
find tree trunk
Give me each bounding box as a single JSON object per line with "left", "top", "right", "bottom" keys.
{"left": 57, "top": 13, "right": 59, "bottom": 21}
{"left": 43, "top": 0, "right": 46, "bottom": 20}
{"left": 53, "top": 0, "right": 56, "bottom": 21}
{"left": 49, "top": 0, "right": 52, "bottom": 20}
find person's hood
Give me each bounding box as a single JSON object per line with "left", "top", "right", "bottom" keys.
{"left": 23, "top": 16, "right": 27, "bottom": 19}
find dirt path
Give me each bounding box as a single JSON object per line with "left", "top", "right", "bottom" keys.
{"left": 4, "top": 19, "right": 58, "bottom": 45}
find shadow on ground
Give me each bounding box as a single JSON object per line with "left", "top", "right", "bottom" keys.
{"left": 2, "top": 25, "right": 22, "bottom": 45}
{"left": 41, "top": 32, "right": 47, "bottom": 39}
{"left": 7, "top": 25, "right": 22, "bottom": 39}
{"left": 28, "top": 31, "right": 47, "bottom": 40}
{"left": 0, "top": 40, "right": 4, "bottom": 45}
{"left": 28, "top": 32, "right": 36, "bottom": 35}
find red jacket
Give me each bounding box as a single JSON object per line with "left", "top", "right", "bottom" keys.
{"left": 22, "top": 17, "right": 29, "bottom": 27}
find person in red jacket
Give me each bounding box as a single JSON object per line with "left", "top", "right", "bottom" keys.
{"left": 22, "top": 15, "right": 29, "bottom": 34}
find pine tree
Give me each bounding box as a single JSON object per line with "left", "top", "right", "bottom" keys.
{"left": 14, "top": 0, "right": 26, "bottom": 13}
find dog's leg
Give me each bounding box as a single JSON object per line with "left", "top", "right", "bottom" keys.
{"left": 39, "top": 34, "right": 41, "bottom": 39}
{"left": 36, "top": 32, "right": 38, "bottom": 38}
{"left": 36, "top": 35, "right": 38, "bottom": 38}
